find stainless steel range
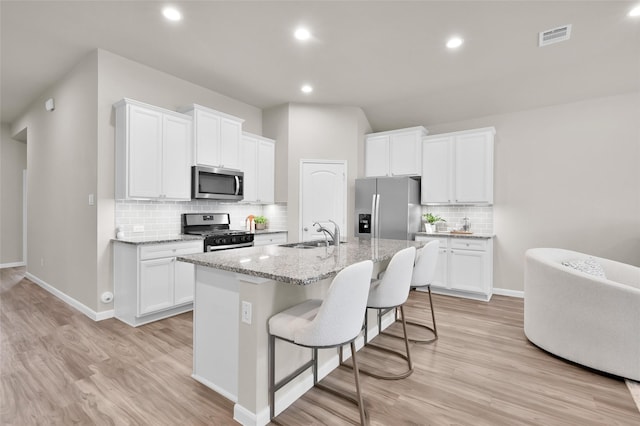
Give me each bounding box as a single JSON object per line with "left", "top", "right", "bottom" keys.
{"left": 181, "top": 213, "right": 254, "bottom": 252}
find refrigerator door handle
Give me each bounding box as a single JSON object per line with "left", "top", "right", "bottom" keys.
{"left": 371, "top": 194, "right": 377, "bottom": 238}
{"left": 375, "top": 193, "right": 381, "bottom": 238}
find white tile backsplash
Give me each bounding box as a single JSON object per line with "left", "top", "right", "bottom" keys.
{"left": 421, "top": 205, "right": 493, "bottom": 234}
{"left": 115, "top": 200, "right": 288, "bottom": 238}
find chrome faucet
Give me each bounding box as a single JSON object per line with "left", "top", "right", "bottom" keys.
{"left": 313, "top": 220, "right": 341, "bottom": 247}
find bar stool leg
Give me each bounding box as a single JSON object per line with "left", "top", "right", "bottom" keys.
{"left": 350, "top": 341, "right": 367, "bottom": 425}
{"left": 269, "top": 334, "right": 275, "bottom": 420}
{"left": 399, "top": 305, "right": 412, "bottom": 371}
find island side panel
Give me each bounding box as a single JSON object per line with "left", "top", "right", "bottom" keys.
{"left": 193, "top": 266, "right": 240, "bottom": 401}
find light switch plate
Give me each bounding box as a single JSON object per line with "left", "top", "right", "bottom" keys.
{"left": 241, "top": 301, "right": 252, "bottom": 324}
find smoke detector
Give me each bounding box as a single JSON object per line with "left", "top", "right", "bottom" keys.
{"left": 538, "top": 24, "right": 572, "bottom": 47}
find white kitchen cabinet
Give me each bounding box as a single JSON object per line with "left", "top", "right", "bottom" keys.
{"left": 421, "top": 127, "right": 494, "bottom": 205}
{"left": 115, "top": 99, "right": 192, "bottom": 200}
{"left": 253, "top": 232, "right": 287, "bottom": 246}
{"left": 365, "top": 126, "right": 428, "bottom": 177}
{"left": 240, "top": 132, "right": 275, "bottom": 204}
{"left": 181, "top": 104, "right": 244, "bottom": 169}
{"left": 114, "top": 240, "right": 203, "bottom": 326}
{"left": 415, "top": 235, "right": 493, "bottom": 300}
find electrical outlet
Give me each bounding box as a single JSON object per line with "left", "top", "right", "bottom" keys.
{"left": 241, "top": 301, "right": 252, "bottom": 324}
{"left": 133, "top": 225, "right": 144, "bottom": 233}
{"left": 88, "top": 194, "right": 95, "bottom": 206}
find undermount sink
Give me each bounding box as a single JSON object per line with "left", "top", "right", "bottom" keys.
{"left": 279, "top": 240, "right": 345, "bottom": 249}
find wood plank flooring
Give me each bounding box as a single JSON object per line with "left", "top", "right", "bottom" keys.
{"left": 1, "top": 267, "right": 638, "bottom": 425}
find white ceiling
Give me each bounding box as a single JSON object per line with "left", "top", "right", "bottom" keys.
{"left": 2, "top": 1, "right": 639, "bottom": 131}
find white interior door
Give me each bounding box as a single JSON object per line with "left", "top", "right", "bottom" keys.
{"left": 300, "top": 160, "right": 347, "bottom": 242}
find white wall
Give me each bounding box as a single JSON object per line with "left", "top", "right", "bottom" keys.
{"left": 10, "top": 51, "right": 99, "bottom": 308}
{"left": 426, "top": 92, "right": 640, "bottom": 292}
{"left": 264, "top": 103, "right": 371, "bottom": 239}
{"left": 0, "top": 123, "right": 27, "bottom": 266}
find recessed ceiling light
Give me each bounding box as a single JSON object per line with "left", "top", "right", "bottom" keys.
{"left": 629, "top": 5, "right": 640, "bottom": 17}
{"left": 294, "top": 27, "right": 311, "bottom": 41}
{"left": 446, "top": 37, "right": 464, "bottom": 49}
{"left": 162, "top": 7, "right": 182, "bottom": 21}
{"left": 301, "top": 84, "right": 313, "bottom": 94}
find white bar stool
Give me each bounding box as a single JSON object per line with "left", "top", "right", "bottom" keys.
{"left": 356, "top": 246, "right": 417, "bottom": 380}
{"left": 268, "top": 260, "right": 374, "bottom": 424}
{"left": 407, "top": 240, "right": 440, "bottom": 343}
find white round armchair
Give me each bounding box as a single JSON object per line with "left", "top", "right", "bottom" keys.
{"left": 524, "top": 248, "right": 640, "bottom": 381}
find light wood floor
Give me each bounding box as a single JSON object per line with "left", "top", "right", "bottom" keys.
{"left": 1, "top": 267, "right": 638, "bottom": 425}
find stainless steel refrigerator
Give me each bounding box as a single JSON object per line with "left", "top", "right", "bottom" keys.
{"left": 355, "top": 176, "right": 422, "bottom": 240}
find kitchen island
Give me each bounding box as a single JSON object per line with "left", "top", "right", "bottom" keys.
{"left": 178, "top": 237, "right": 424, "bottom": 426}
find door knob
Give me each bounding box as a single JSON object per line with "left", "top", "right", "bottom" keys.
{"left": 304, "top": 227, "right": 309, "bottom": 231}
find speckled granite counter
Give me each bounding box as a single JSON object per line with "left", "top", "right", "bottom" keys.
{"left": 415, "top": 232, "right": 494, "bottom": 240}
{"left": 179, "top": 237, "right": 423, "bottom": 285}
{"left": 112, "top": 234, "right": 204, "bottom": 245}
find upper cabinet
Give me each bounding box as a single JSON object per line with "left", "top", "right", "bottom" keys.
{"left": 421, "top": 127, "right": 495, "bottom": 205}
{"left": 180, "top": 104, "right": 244, "bottom": 170}
{"left": 115, "top": 99, "right": 192, "bottom": 200}
{"left": 240, "top": 132, "right": 275, "bottom": 204}
{"left": 365, "top": 126, "right": 428, "bottom": 177}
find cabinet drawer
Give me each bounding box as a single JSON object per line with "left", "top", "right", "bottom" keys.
{"left": 450, "top": 238, "right": 487, "bottom": 251}
{"left": 415, "top": 236, "right": 449, "bottom": 249}
{"left": 140, "top": 241, "right": 203, "bottom": 260}
{"left": 254, "top": 232, "right": 287, "bottom": 246}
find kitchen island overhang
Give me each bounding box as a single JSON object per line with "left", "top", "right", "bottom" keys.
{"left": 178, "top": 237, "right": 425, "bottom": 426}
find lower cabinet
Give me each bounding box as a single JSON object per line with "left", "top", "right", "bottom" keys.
{"left": 415, "top": 235, "right": 493, "bottom": 300}
{"left": 253, "top": 232, "right": 288, "bottom": 247}
{"left": 114, "top": 240, "right": 203, "bottom": 326}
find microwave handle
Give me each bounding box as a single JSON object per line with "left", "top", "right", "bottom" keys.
{"left": 234, "top": 176, "right": 240, "bottom": 195}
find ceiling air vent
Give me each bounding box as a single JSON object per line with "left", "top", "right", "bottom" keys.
{"left": 538, "top": 24, "right": 571, "bottom": 47}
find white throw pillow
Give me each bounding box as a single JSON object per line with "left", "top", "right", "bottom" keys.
{"left": 562, "top": 257, "right": 607, "bottom": 279}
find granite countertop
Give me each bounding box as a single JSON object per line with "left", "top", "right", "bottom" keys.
{"left": 415, "top": 232, "right": 494, "bottom": 240}
{"left": 178, "top": 237, "right": 425, "bottom": 286}
{"left": 112, "top": 234, "right": 204, "bottom": 245}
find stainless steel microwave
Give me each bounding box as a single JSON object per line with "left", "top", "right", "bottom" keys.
{"left": 192, "top": 166, "right": 244, "bottom": 200}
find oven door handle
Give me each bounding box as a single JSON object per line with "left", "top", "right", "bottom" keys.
{"left": 234, "top": 176, "right": 240, "bottom": 196}
{"left": 207, "top": 242, "right": 254, "bottom": 251}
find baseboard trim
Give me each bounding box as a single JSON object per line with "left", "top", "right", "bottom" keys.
{"left": 493, "top": 288, "right": 524, "bottom": 298}
{"left": 24, "top": 272, "right": 114, "bottom": 321}
{"left": 233, "top": 403, "right": 270, "bottom": 426}
{"left": 192, "top": 374, "right": 237, "bottom": 403}
{"left": 1, "top": 261, "right": 26, "bottom": 269}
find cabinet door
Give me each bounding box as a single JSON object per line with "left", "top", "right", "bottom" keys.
{"left": 220, "top": 118, "right": 242, "bottom": 169}
{"left": 128, "top": 105, "right": 163, "bottom": 198}
{"left": 195, "top": 109, "right": 221, "bottom": 167}
{"left": 257, "top": 140, "right": 275, "bottom": 203}
{"left": 162, "top": 114, "right": 192, "bottom": 200}
{"left": 390, "top": 132, "right": 421, "bottom": 176}
{"left": 455, "top": 132, "right": 493, "bottom": 204}
{"left": 174, "top": 259, "right": 195, "bottom": 305}
{"left": 139, "top": 258, "right": 174, "bottom": 315}
{"left": 449, "top": 249, "right": 487, "bottom": 294}
{"left": 365, "top": 135, "right": 389, "bottom": 177}
{"left": 421, "top": 137, "right": 452, "bottom": 204}
{"left": 432, "top": 248, "right": 449, "bottom": 289}
{"left": 240, "top": 136, "right": 258, "bottom": 202}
